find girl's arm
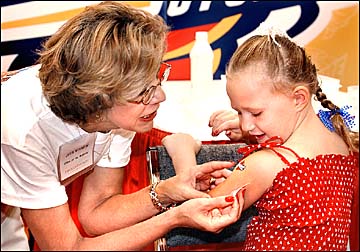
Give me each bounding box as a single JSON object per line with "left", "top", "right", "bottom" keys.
{"left": 161, "top": 133, "right": 201, "bottom": 173}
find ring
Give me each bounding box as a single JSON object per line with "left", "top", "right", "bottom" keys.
{"left": 209, "top": 177, "right": 216, "bottom": 185}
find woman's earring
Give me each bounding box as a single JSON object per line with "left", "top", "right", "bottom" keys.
{"left": 95, "top": 113, "right": 103, "bottom": 123}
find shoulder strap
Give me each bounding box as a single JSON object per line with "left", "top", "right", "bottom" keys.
{"left": 237, "top": 136, "right": 300, "bottom": 166}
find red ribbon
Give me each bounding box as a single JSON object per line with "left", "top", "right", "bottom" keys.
{"left": 237, "top": 136, "right": 284, "bottom": 158}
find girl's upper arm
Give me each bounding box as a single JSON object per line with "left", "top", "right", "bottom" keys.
{"left": 208, "top": 149, "right": 285, "bottom": 209}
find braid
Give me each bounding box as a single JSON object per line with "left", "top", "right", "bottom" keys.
{"left": 315, "top": 86, "right": 339, "bottom": 110}
{"left": 315, "top": 86, "right": 358, "bottom": 152}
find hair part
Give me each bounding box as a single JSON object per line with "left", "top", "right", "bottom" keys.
{"left": 37, "top": 1, "right": 169, "bottom": 125}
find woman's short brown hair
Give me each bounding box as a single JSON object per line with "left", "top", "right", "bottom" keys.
{"left": 37, "top": 1, "right": 169, "bottom": 125}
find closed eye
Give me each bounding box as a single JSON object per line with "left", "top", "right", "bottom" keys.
{"left": 237, "top": 111, "right": 262, "bottom": 117}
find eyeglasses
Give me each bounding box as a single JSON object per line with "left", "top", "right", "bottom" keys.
{"left": 128, "top": 62, "right": 171, "bottom": 105}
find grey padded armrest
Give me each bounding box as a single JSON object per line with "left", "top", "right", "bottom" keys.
{"left": 146, "top": 143, "right": 258, "bottom": 248}
{"left": 158, "top": 143, "right": 246, "bottom": 179}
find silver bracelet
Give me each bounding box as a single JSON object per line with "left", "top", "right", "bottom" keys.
{"left": 149, "top": 181, "right": 175, "bottom": 212}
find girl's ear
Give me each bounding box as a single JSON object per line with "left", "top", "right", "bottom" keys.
{"left": 293, "top": 86, "right": 310, "bottom": 112}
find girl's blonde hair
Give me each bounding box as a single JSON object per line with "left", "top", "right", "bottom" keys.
{"left": 227, "top": 34, "right": 358, "bottom": 152}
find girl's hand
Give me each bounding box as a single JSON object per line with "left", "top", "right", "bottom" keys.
{"left": 208, "top": 110, "right": 243, "bottom": 141}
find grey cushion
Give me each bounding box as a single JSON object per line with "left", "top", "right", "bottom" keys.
{"left": 147, "top": 143, "right": 258, "bottom": 247}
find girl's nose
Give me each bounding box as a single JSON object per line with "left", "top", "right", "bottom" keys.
{"left": 241, "top": 118, "right": 255, "bottom": 132}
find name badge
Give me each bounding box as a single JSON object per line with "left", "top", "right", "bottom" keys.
{"left": 57, "top": 134, "right": 96, "bottom": 186}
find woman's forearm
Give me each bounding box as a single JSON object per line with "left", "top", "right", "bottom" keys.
{"left": 78, "top": 184, "right": 160, "bottom": 236}
{"left": 77, "top": 208, "right": 178, "bottom": 251}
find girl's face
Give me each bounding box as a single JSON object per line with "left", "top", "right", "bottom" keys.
{"left": 226, "top": 64, "right": 298, "bottom": 143}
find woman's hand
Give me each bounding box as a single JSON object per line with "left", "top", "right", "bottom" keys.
{"left": 157, "top": 160, "right": 234, "bottom": 204}
{"left": 172, "top": 188, "right": 245, "bottom": 233}
{"left": 191, "top": 161, "right": 233, "bottom": 191}
{"left": 161, "top": 133, "right": 202, "bottom": 190}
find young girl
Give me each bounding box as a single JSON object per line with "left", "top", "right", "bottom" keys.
{"left": 163, "top": 29, "right": 358, "bottom": 250}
